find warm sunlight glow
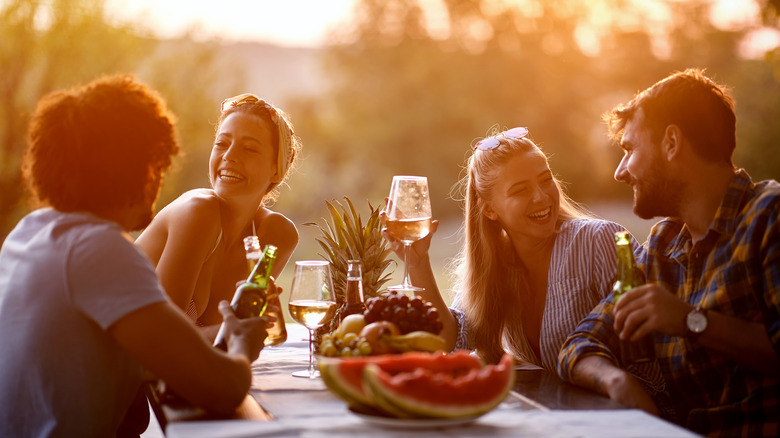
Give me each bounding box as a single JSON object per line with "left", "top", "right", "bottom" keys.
{"left": 710, "top": 0, "right": 761, "bottom": 29}
{"left": 97, "top": 0, "right": 777, "bottom": 57}
{"left": 106, "top": 0, "right": 358, "bottom": 47}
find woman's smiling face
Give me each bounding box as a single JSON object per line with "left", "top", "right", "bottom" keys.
{"left": 480, "top": 149, "right": 560, "bottom": 246}
{"left": 209, "top": 112, "right": 278, "bottom": 203}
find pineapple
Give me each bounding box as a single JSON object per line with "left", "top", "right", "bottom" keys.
{"left": 304, "top": 197, "right": 394, "bottom": 336}
{"left": 305, "top": 197, "right": 393, "bottom": 301}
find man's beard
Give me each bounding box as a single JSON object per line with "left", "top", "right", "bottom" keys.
{"left": 632, "top": 162, "right": 683, "bottom": 220}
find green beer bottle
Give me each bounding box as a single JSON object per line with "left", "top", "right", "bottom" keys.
{"left": 613, "top": 231, "right": 655, "bottom": 365}
{"left": 214, "top": 244, "right": 278, "bottom": 351}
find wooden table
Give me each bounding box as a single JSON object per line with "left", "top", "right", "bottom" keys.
{"left": 152, "top": 324, "right": 698, "bottom": 437}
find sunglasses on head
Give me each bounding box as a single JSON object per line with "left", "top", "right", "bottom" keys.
{"left": 474, "top": 127, "right": 529, "bottom": 151}
{"left": 220, "top": 93, "right": 277, "bottom": 114}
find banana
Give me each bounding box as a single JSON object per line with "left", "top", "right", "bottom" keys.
{"left": 384, "top": 331, "right": 447, "bottom": 353}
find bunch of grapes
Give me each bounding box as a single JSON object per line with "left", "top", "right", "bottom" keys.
{"left": 364, "top": 291, "right": 443, "bottom": 335}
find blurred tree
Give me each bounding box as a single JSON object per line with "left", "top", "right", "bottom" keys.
{"left": 288, "top": 0, "right": 615, "bottom": 221}
{"left": 286, "top": 0, "right": 780, "bottom": 225}
{"left": 0, "top": 0, "right": 153, "bottom": 238}
{"left": 0, "top": 0, "right": 243, "bottom": 241}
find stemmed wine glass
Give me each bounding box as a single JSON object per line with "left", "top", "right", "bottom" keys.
{"left": 385, "top": 175, "right": 432, "bottom": 292}
{"left": 288, "top": 260, "right": 337, "bottom": 378}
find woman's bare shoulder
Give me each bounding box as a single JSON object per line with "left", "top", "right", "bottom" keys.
{"left": 136, "top": 190, "right": 222, "bottom": 259}
{"left": 159, "top": 189, "right": 221, "bottom": 219}
{"left": 148, "top": 189, "right": 223, "bottom": 240}
{"left": 255, "top": 208, "right": 298, "bottom": 235}
{"left": 256, "top": 208, "right": 299, "bottom": 242}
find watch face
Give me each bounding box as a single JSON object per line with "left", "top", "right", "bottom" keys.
{"left": 687, "top": 310, "right": 708, "bottom": 333}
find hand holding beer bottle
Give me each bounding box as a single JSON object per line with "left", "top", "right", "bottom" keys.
{"left": 243, "top": 236, "right": 288, "bottom": 346}
{"left": 612, "top": 231, "right": 655, "bottom": 365}
{"left": 214, "top": 244, "right": 278, "bottom": 351}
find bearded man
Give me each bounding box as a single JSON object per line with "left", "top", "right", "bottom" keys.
{"left": 557, "top": 68, "right": 779, "bottom": 437}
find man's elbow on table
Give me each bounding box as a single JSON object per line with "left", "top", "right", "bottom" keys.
{"left": 185, "top": 355, "right": 253, "bottom": 415}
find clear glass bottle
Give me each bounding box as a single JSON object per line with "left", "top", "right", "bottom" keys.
{"left": 338, "top": 260, "right": 366, "bottom": 323}
{"left": 613, "top": 231, "right": 655, "bottom": 365}
{"left": 244, "top": 236, "right": 262, "bottom": 273}
{"left": 214, "top": 244, "right": 278, "bottom": 351}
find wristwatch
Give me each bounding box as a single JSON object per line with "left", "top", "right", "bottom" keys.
{"left": 685, "top": 307, "right": 708, "bottom": 341}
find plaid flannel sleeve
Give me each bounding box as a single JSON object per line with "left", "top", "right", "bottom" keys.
{"left": 760, "top": 196, "right": 780, "bottom": 356}
{"left": 557, "top": 294, "right": 622, "bottom": 382}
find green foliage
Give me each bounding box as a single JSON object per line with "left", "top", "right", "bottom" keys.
{"left": 285, "top": 0, "right": 780, "bottom": 225}
{"left": 2, "top": 0, "right": 779, "bottom": 247}
{"left": 0, "top": 0, "right": 243, "bottom": 241}
{"left": 0, "top": 0, "right": 155, "bottom": 237}
{"left": 304, "top": 197, "right": 394, "bottom": 304}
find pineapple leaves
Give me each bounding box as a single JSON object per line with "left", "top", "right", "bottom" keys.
{"left": 304, "top": 197, "right": 394, "bottom": 302}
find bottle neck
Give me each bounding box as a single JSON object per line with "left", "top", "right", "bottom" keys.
{"left": 247, "top": 246, "right": 277, "bottom": 287}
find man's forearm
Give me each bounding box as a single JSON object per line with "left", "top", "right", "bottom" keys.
{"left": 570, "top": 355, "right": 660, "bottom": 415}
{"left": 569, "top": 355, "right": 624, "bottom": 397}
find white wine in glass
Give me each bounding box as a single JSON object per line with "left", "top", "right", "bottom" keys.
{"left": 288, "top": 260, "right": 337, "bottom": 378}
{"left": 288, "top": 300, "right": 337, "bottom": 329}
{"left": 385, "top": 175, "right": 432, "bottom": 292}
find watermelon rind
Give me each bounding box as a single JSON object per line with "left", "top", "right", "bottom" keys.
{"left": 363, "top": 354, "right": 515, "bottom": 419}
{"left": 319, "top": 357, "right": 377, "bottom": 410}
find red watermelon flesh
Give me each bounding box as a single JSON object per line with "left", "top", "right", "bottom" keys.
{"left": 319, "top": 351, "right": 483, "bottom": 410}
{"left": 363, "top": 353, "right": 515, "bottom": 418}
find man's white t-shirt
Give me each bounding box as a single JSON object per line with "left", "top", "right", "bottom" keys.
{"left": 0, "top": 208, "right": 167, "bottom": 437}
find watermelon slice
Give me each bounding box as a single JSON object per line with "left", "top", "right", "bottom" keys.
{"left": 318, "top": 351, "right": 484, "bottom": 411}
{"left": 363, "top": 353, "right": 515, "bottom": 419}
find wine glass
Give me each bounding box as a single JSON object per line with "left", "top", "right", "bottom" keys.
{"left": 385, "top": 175, "right": 432, "bottom": 292}
{"left": 288, "top": 260, "right": 337, "bottom": 378}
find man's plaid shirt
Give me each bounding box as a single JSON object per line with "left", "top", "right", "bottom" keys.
{"left": 558, "top": 169, "right": 779, "bottom": 436}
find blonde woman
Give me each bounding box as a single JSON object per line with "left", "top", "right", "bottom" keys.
{"left": 136, "top": 94, "right": 300, "bottom": 329}
{"left": 382, "top": 127, "right": 634, "bottom": 369}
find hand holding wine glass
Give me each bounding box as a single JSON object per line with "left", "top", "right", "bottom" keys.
{"left": 288, "top": 260, "right": 337, "bottom": 378}
{"left": 385, "top": 176, "right": 432, "bottom": 292}
{"left": 380, "top": 211, "right": 439, "bottom": 270}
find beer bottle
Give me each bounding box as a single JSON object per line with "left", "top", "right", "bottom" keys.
{"left": 214, "top": 244, "right": 278, "bottom": 351}
{"left": 337, "top": 260, "right": 366, "bottom": 323}
{"left": 613, "top": 231, "right": 655, "bottom": 365}
{"left": 255, "top": 246, "right": 287, "bottom": 347}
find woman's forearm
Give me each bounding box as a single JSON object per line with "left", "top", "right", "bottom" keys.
{"left": 409, "top": 257, "right": 458, "bottom": 350}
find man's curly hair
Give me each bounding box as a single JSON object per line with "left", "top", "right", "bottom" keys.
{"left": 22, "top": 74, "right": 180, "bottom": 214}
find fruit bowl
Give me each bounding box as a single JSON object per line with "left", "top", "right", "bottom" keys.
{"left": 318, "top": 351, "right": 515, "bottom": 420}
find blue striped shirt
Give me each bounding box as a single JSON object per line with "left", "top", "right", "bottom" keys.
{"left": 452, "top": 218, "right": 631, "bottom": 370}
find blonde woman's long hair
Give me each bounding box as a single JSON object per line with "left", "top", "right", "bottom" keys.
{"left": 452, "top": 134, "right": 592, "bottom": 364}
